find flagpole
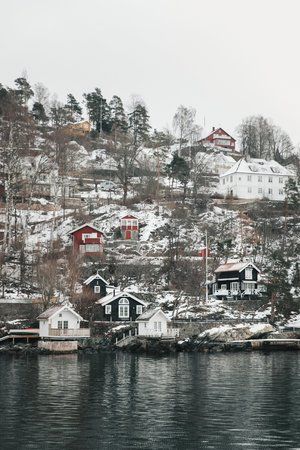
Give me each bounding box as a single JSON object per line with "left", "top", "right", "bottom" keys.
{"left": 205, "top": 229, "right": 208, "bottom": 302}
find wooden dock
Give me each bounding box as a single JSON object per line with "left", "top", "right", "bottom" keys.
{"left": 228, "top": 338, "right": 300, "bottom": 350}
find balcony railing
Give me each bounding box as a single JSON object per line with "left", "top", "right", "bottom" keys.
{"left": 48, "top": 328, "right": 90, "bottom": 337}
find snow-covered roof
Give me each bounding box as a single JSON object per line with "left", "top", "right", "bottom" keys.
{"left": 121, "top": 214, "right": 138, "bottom": 220}
{"left": 215, "top": 261, "right": 260, "bottom": 273}
{"left": 201, "top": 127, "right": 236, "bottom": 142}
{"left": 37, "top": 304, "right": 83, "bottom": 321}
{"left": 96, "top": 291, "right": 147, "bottom": 307}
{"left": 136, "top": 307, "right": 170, "bottom": 322}
{"left": 220, "top": 158, "right": 295, "bottom": 178}
{"left": 68, "top": 223, "right": 105, "bottom": 235}
{"left": 83, "top": 272, "right": 109, "bottom": 286}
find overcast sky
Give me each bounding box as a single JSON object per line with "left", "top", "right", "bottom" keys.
{"left": 1, "top": 0, "right": 300, "bottom": 144}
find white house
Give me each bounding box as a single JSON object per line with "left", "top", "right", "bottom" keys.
{"left": 136, "top": 308, "right": 178, "bottom": 338}
{"left": 37, "top": 304, "right": 90, "bottom": 338}
{"left": 218, "top": 158, "right": 296, "bottom": 201}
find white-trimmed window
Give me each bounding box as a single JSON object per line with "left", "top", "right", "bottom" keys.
{"left": 58, "top": 321, "right": 62, "bottom": 329}
{"left": 245, "top": 268, "right": 253, "bottom": 280}
{"left": 230, "top": 282, "right": 239, "bottom": 292}
{"left": 221, "top": 284, "right": 227, "bottom": 291}
{"left": 258, "top": 175, "right": 262, "bottom": 182}
{"left": 85, "top": 244, "right": 101, "bottom": 253}
{"left": 258, "top": 188, "right": 262, "bottom": 194}
{"left": 94, "top": 285, "right": 100, "bottom": 294}
{"left": 248, "top": 187, "right": 252, "bottom": 193}
{"left": 63, "top": 321, "right": 68, "bottom": 329}
{"left": 268, "top": 177, "right": 273, "bottom": 183}
{"left": 230, "top": 175, "right": 233, "bottom": 182}
{"left": 119, "top": 298, "right": 129, "bottom": 318}
{"left": 105, "top": 305, "right": 112, "bottom": 314}
{"left": 279, "top": 177, "right": 283, "bottom": 184}
{"left": 136, "top": 305, "right": 143, "bottom": 315}
{"left": 82, "top": 233, "right": 97, "bottom": 240}
{"left": 247, "top": 175, "right": 252, "bottom": 181}
{"left": 279, "top": 189, "right": 284, "bottom": 195}
{"left": 154, "top": 321, "right": 162, "bottom": 332}
{"left": 268, "top": 188, "right": 273, "bottom": 195}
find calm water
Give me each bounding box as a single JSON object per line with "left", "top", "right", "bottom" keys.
{"left": 0, "top": 352, "right": 300, "bottom": 450}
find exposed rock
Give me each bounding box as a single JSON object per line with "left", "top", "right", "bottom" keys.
{"left": 198, "top": 323, "right": 275, "bottom": 343}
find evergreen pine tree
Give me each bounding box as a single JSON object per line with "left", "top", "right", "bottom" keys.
{"left": 109, "top": 95, "right": 127, "bottom": 132}
{"left": 284, "top": 178, "right": 299, "bottom": 209}
{"left": 32, "top": 102, "right": 48, "bottom": 124}
{"left": 65, "top": 93, "right": 82, "bottom": 122}
{"left": 14, "top": 77, "right": 34, "bottom": 105}
{"left": 83, "top": 88, "right": 111, "bottom": 133}
{"left": 128, "top": 103, "right": 151, "bottom": 146}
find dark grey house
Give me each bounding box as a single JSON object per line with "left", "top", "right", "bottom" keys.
{"left": 83, "top": 272, "right": 110, "bottom": 299}
{"left": 211, "top": 261, "right": 261, "bottom": 299}
{"left": 96, "top": 290, "right": 147, "bottom": 322}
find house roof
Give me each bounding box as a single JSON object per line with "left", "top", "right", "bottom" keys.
{"left": 202, "top": 127, "right": 236, "bottom": 142}
{"left": 37, "top": 304, "right": 84, "bottom": 321}
{"left": 220, "top": 158, "right": 295, "bottom": 178}
{"left": 136, "top": 307, "right": 170, "bottom": 322}
{"left": 68, "top": 223, "right": 104, "bottom": 235}
{"left": 96, "top": 291, "right": 148, "bottom": 307}
{"left": 215, "top": 261, "right": 260, "bottom": 273}
{"left": 121, "top": 214, "right": 138, "bottom": 220}
{"left": 83, "top": 272, "right": 109, "bottom": 286}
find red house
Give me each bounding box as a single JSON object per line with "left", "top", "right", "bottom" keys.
{"left": 200, "top": 127, "right": 236, "bottom": 151}
{"left": 69, "top": 223, "right": 104, "bottom": 255}
{"left": 120, "top": 214, "right": 139, "bottom": 240}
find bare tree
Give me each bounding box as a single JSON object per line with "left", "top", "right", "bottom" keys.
{"left": 173, "top": 105, "right": 196, "bottom": 153}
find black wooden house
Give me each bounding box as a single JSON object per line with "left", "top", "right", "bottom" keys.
{"left": 211, "top": 261, "right": 261, "bottom": 299}
{"left": 96, "top": 290, "right": 147, "bottom": 322}
{"left": 83, "top": 272, "right": 110, "bottom": 299}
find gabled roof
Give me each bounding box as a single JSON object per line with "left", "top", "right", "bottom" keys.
{"left": 83, "top": 272, "right": 109, "bottom": 286}
{"left": 202, "top": 127, "right": 236, "bottom": 142}
{"left": 220, "top": 158, "right": 295, "bottom": 178}
{"left": 215, "top": 261, "right": 260, "bottom": 273}
{"left": 136, "top": 307, "right": 170, "bottom": 322}
{"left": 37, "top": 304, "right": 84, "bottom": 321}
{"left": 68, "top": 223, "right": 104, "bottom": 235}
{"left": 96, "top": 291, "right": 147, "bottom": 307}
{"left": 121, "top": 214, "right": 138, "bottom": 220}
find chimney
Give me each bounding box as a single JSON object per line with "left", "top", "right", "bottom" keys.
{"left": 212, "top": 126, "right": 215, "bottom": 132}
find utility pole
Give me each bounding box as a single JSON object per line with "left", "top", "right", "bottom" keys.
{"left": 205, "top": 229, "right": 209, "bottom": 302}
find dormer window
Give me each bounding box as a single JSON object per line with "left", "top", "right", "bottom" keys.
{"left": 245, "top": 268, "right": 253, "bottom": 280}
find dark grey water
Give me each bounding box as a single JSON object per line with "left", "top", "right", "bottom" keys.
{"left": 0, "top": 352, "right": 300, "bottom": 450}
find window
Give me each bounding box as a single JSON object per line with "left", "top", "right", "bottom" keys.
{"left": 59, "top": 313, "right": 62, "bottom": 317}
{"left": 279, "top": 177, "right": 283, "bottom": 184}
{"left": 105, "top": 305, "right": 112, "bottom": 314}
{"left": 94, "top": 285, "right": 100, "bottom": 293}
{"left": 279, "top": 189, "right": 284, "bottom": 195}
{"left": 221, "top": 284, "right": 227, "bottom": 291}
{"left": 85, "top": 244, "right": 101, "bottom": 253}
{"left": 119, "top": 298, "right": 129, "bottom": 319}
{"left": 154, "top": 321, "right": 157, "bottom": 331}
{"left": 268, "top": 188, "right": 273, "bottom": 195}
{"left": 230, "top": 282, "right": 239, "bottom": 292}
{"left": 245, "top": 268, "right": 253, "bottom": 280}
{"left": 258, "top": 188, "right": 262, "bottom": 194}
{"left": 63, "top": 321, "right": 68, "bottom": 329}
{"left": 230, "top": 175, "right": 233, "bottom": 182}
{"left": 158, "top": 322, "right": 162, "bottom": 332}
{"left": 268, "top": 177, "right": 273, "bottom": 183}
{"left": 248, "top": 187, "right": 252, "bottom": 193}
{"left": 247, "top": 175, "right": 252, "bottom": 181}
{"left": 222, "top": 178, "right": 225, "bottom": 185}
{"left": 58, "top": 321, "right": 62, "bottom": 329}
{"left": 258, "top": 175, "right": 262, "bottom": 182}
{"left": 82, "top": 233, "right": 97, "bottom": 240}
{"left": 136, "top": 305, "right": 143, "bottom": 315}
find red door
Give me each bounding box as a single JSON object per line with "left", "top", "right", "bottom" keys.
{"left": 125, "top": 230, "right": 131, "bottom": 240}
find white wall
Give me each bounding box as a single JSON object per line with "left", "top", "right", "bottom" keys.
{"left": 39, "top": 309, "right": 81, "bottom": 337}
{"left": 219, "top": 173, "right": 291, "bottom": 201}
{"left": 138, "top": 311, "right": 169, "bottom": 337}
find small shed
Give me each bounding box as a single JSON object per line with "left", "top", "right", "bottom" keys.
{"left": 83, "top": 271, "right": 110, "bottom": 299}
{"left": 136, "top": 308, "right": 171, "bottom": 337}
{"left": 120, "top": 214, "right": 139, "bottom": 240}
{"left": 69, "top": 223, "right": 105, "bottom": 256}
{"left": 37, "top": 304, "right": 90, "bottom": 338}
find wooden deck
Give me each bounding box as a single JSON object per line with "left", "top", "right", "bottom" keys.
{"left": 229, "top": 339, "right": 300, "bottom": 350}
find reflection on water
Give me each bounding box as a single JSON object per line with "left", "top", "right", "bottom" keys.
{"left": 0, "top": 352, "right": 300, "bottom": 449}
